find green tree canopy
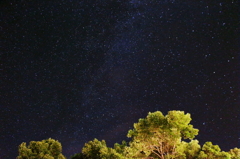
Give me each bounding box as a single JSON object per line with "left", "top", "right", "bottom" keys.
{"left": 81, "top": 138, "right": 123, "bottom": 159}
{"left": 17, "top": 110, "right": 239, "bottom": 159}
{"left": 197, "top": 141, "right": 231, "bottom": 159}
{"left": 174, "top": 139, "right": 201, "bottom": 159}
{"left": 229, "top": 148, "right": 240, "bottom": 159}
{"left": 17, "top": 138, "right": 66, "bottom": 159}
{"left": 127, "top": 110, "right": 199, "bottom": 159}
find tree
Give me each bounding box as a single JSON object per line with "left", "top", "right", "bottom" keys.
{"left": 81, "top": 138, "right": 123, "bottom": 159}
{"left": 17, "top": 138, "right": 66, "bottom": 159}
{"left": 173, "top": 139, "right": 201, "bottom": 159}
{"left": 229, "top": 148, "right": 240, "bottom": 159}
{"left": 184, "top": 140, "right": 201, "bottom": 159}
{"left": 197, "top": 141, "right": 231, "bottom": 159}
{"left": 114, "top": 141, "right": 127, "bottom": 156}
{"left": 16, "top": 110, "right": 240, "bottom": 159}
{"left": 127, "top": 110, "right": 199, "bottom": 159}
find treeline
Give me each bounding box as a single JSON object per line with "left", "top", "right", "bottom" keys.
{"left": 17, "top": 110, "right": 240, "bottom": 159}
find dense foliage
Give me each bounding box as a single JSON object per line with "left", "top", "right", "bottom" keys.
{"left": 17, "top": 110, "right": 239, "bottom": 159}
{"left": 17, "top": 138, "right": 66, "bottom": 159}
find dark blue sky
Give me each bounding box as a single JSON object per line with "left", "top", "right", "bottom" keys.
{"left": 1, "top": 0, "right": 239, "bottom": 158}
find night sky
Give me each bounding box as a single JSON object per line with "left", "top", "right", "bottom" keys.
{"left": 1, "top": 0, "right": 239, "bottom": 158}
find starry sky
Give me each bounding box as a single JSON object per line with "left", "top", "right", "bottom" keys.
{"left": 1, "top": 0, "right": 239, "bottom": 158}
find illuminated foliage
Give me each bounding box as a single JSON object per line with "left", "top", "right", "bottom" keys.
{"left": 197, "top": 141, "right": 231, "bottom": 159}
{"left": 17, "top": 111, "right": 239, "bottom": 159}
{"left": 81, "top": 138, "right": 123, "bottom": 159}
{"left": 229, "top": 148, "right": 240, "bottom": 159}
{"left": 127, "top": 110, "right": 198, "bottom": 159}
{"left": 17, "top": 138, "right": 66, "bottom": 159}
